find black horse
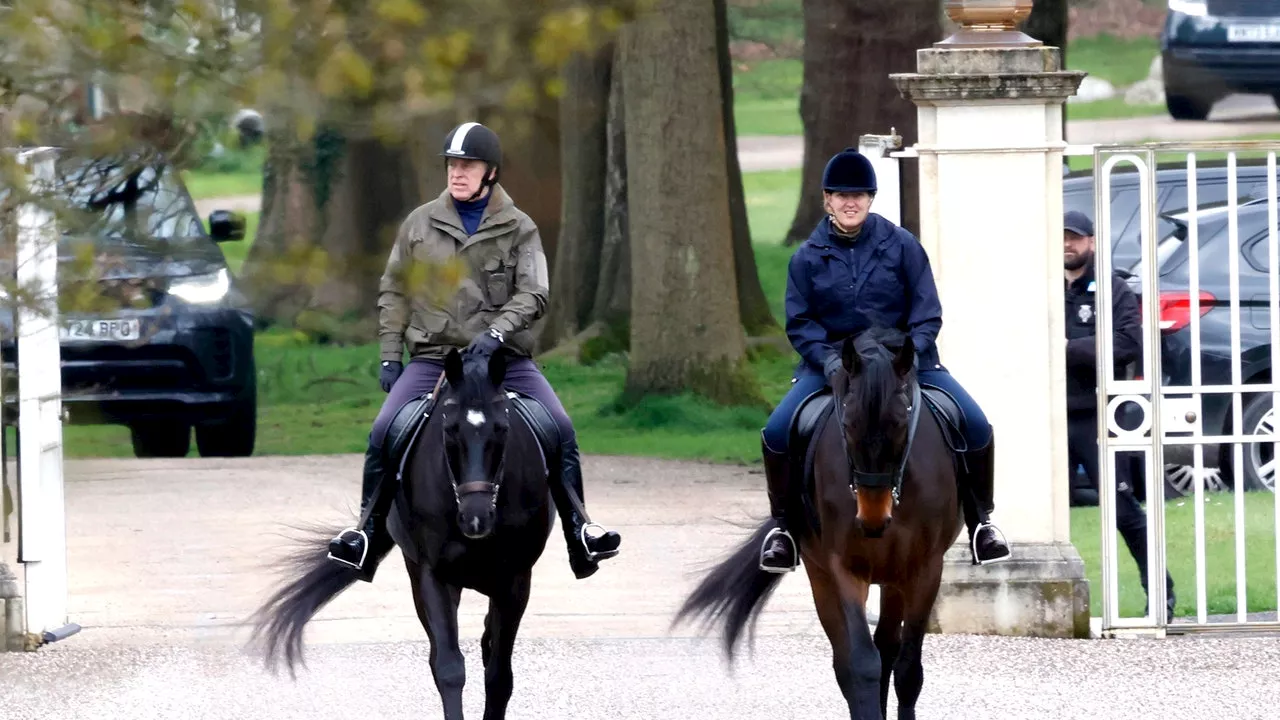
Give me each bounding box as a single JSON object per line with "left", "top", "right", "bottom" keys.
{"left": 248, "top": 348, "right": 555, "bottom": 720}
{"left": 674, "top": 327, "right": 966, "bottom": 720}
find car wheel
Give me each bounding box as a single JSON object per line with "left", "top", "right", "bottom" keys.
{"left": 1218, "top": 394, "right": 1278, "bottom": 492}
{"left": 1165, "top": 92, "right": 1212, "bottom": 121}
{"left": 1240, "top": 395, "right": 1277, "bottom": 493}
{"left": 131, "top": 423, "right": 191, "bottom": 458}
{"left": 1163, "top": 462, "right": 1225, "bottom": 497}
{"left": 195, "top": 397, "right": 256, "bottom": 457}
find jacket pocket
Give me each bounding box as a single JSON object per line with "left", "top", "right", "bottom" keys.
{"left": 482, "top": 255, "right": 513, "bottom": 307}
{"left": 410, "top": 312, "right": 449, "bottom": 342}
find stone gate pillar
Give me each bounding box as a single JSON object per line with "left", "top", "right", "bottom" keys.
{"left": 891, "top": 1, "right": 1090, "bottom": 638}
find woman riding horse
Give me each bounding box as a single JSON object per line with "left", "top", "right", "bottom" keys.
{"left": 757, "top": 147, "right": 1012, "bottom": 572}
{"left": 327, "top": 121, "right": 622, "bottom": 581}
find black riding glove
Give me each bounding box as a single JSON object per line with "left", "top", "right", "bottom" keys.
{"left": 379, "top": 360, "right": 403, "bottom": 393}
{"left": 465, "top": 327, "right": 503, "bottom": 359}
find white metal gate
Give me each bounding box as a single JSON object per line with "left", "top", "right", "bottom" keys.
{"left": 1093, "top": 141, "right": 1280, "bottom": 635}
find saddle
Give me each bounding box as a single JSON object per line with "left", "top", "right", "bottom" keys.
{"left": 380, "top": 386, "right": 564, "bottom": 566}
{"left": 784, "top": 382, "right": 971, "bottom": 531}
{"left": 382, "top": 387, "right": 563, "bottom": 474}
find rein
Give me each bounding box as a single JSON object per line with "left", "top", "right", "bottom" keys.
{"left": 836, "top": 376, "right": 922, "bottom": 504}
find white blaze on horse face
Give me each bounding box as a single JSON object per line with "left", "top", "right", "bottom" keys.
{"left": 466, "top": 409, "right": 487, "bottom": 427}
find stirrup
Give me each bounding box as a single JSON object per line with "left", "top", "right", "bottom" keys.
{"left": 759, "top": 526, "right": 798, "bottom": 573}
{"left": 579, "top": 523, "right": 619, "bottom": 562}
{"left": 327, "top": 527, "right": 368, "bottom": 570}
{"left": 971, "top": 522, "right": 1011, "bottom": 566}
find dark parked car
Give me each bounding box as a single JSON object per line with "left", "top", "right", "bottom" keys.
{"left": 1062, "top": 159, "right": 1280, "bottom": 500}
{"left": 1145, "top": 196, "right": 1279, "bottom": 493}
{"left": 1, "top": 152, "right": 257, "bottom": 458}
{"left": 1161, "top": 0, "right": 1280, "bottom": 120}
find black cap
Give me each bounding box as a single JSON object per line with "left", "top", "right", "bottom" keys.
{"left": 1064, "top": 210, "right": 1094, "bottom": 237}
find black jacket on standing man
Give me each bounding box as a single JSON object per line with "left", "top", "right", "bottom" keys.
{"left": 1064, "top": 265, "right": 1143, "bottom": 413}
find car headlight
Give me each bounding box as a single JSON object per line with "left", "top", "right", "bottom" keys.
{"left": 1168, "top": 0, "right": 1208, "bottom": 16}
{"left": 168, "top": 268, "right": 230, "bottom": 304}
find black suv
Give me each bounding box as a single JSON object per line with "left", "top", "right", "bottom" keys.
{"left": 1063, "top": 160, "right": 1279, "bottom": 496}
{"left": 1149, "top": 196, "right": 1278, "bottom": 493}
{"left": 1, "top": 152, "right": 257, "bottom": 458}
{"left": 1161, "top": 0, "right": 1280, "bottom": 120}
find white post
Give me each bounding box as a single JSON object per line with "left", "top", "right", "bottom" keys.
{"left": 858, "top": 130, "right": 903, "bottom": 227}
{"left": 14, "top": 148, "right": 71, "bottom": 643}
{"left": 892, "top": 33, "right": 1090, "bottom": 636}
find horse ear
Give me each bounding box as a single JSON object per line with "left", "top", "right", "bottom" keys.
{"left": 842, "top": 336, "right": 861, "bottom": 376}
{"left": 444, "top": 348, "right": 464, "bottom": 387}
{"left": 893, "top": 335, "right": 916, "bottom": 376}
{"left": 488, "top": 349, "right": 507, "bottom": 388}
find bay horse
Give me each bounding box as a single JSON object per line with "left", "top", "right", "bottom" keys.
{"left": 674, "top": 327, "right": 965, "bottom": 720}
{"left": 247, "top": 348, "right": 556, "bottom": 720}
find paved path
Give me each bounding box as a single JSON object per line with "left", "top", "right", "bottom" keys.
{"left": 193, "top": 95, "right": 1280, "bottom": 219}
{"left": 2, "top": 454, "right": 1280, "bottom": 719}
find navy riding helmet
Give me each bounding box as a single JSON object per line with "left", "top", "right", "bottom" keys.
{"left": 441, "top": 121, "right": 502, "bottom": 199}
{"left": 822, "top": 147, "right": 877, "bottom": 194}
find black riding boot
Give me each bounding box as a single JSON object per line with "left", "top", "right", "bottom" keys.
{"left": 759, "top": 434, "right": 798, "bottom": 573}
{"left": 328, "top": 442, "right": 392, "bottom": 582}
{"left": 552, "top": 437, "right": 621, "bottom": 580}
{"left": 959, "top": 434, "right": 1012, "bottom": 566}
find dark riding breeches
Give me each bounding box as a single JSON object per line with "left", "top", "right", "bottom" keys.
{"left": 370, "top": 356, "right": 575, "bottom": 449}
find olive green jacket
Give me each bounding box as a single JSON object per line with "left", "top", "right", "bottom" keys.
{"left": 377, "top": 185, "right": 549, "bottom": 362}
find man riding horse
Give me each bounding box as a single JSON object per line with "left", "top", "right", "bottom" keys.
{"left": 327, "top": 121, "right": 623, "bottom": 582}
{"left": 757, "top": 147, "right": 1012, "bottom": 572}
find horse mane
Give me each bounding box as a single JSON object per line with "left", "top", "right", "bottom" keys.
{"left": 847, "top": 326, "right": 912, "bottom": 432}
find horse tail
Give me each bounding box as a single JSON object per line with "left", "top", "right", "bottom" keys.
{"left": 671, "top": 520, "right": 787, "bottom": 664}
{"left": 245, "top": 525, "right": 391, "bottom": 678}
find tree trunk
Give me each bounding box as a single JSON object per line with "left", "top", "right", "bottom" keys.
{"left": 542, "top": 45, "right": 614, "bottom": 349}
{"left": 782, "top": 0, "right": 939, "bottom": 245}
{"left": 620, "top": 0, "right": 763, "bottom": 406}
{"left": 242, "top": 125, "right": 418, "bottom": 336}
{"left": 714, "top": 0, "right": 777, "bottom": 336}
{"left": 589, "top": 38, "right": 631, "bottom": 335}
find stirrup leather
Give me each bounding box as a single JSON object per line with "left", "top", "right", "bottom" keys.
{"left": 759, "top": 526, "right": 799, "bottom": 573}
{"left": 328, "top": 527, "right": 369, "bottom": 570}
{"left": 971, "top": 522, "right": 1011, "bottom": 566}
{"left": 579, "top": 523, "right": 619, "bottom": 562}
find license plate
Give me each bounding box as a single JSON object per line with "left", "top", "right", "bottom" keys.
{"left": 60, "top": 318, "right": 142, "bottom": 342}
{"left": 1227, "top": 24, "right": 1280, "bottom": 42}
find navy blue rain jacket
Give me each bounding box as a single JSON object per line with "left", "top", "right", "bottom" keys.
{"left": 785, "top": 212, "right": 944, "bottom": 375}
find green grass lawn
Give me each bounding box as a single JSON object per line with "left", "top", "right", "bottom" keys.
{"left": 1073, "top": 490, "right": 1278, "bottom": 618}
{"left": 732, "top": 35, "right": 1167, "bottom": 136}
{"left": 182, "top": 169, "right": 262, "bottom": 199}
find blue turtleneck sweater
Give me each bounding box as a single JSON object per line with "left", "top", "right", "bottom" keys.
{"left": 454, "top": 193, "right": 490, "bottom": 236}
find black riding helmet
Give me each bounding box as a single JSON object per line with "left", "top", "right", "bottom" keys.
{"left": 441, "top": 121, "right": 502, "bottom": 201}
{"left": 822, "top": 147, "right": 877, "bottom": 195}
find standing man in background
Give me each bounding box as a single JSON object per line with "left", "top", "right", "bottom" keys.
{"left": 1063, "top": 210, "right": 1176, "bottom": 617}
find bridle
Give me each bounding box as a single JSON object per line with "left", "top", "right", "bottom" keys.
{"left": 835, "top": 371, "right": 922, "bottom": 504}
{"left": 436, "top": 376, "right": 511, "bottom": 512}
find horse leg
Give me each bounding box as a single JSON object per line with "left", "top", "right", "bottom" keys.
{"left": 809, "top": 558, "right": 882, "bottom": 720}
{"left": 892, "top": 560, "right": 944, "bottom": 720}
{"left": 872, "top": 588, "right": 905, "bottom": 720}
{"left": 408, "top": 560, "right": 467, "bottom": 720}
{"left": 481, "top": 572, "right": 533, "bottom": 720}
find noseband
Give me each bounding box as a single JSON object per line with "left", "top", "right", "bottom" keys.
{"left": 837, "top": 378, "right": 921, "bottom": 503}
